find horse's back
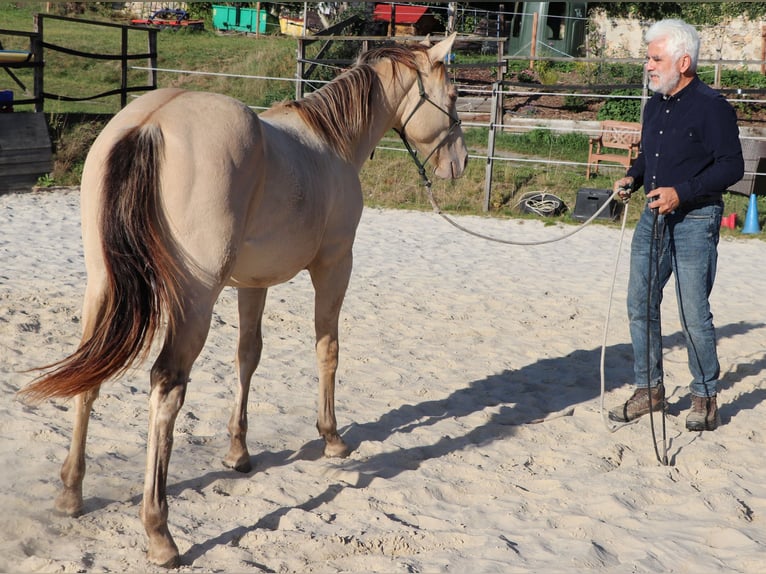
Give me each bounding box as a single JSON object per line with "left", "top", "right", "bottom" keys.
{"left": 225, "top": 115, "right": 364, "bottom": 288}
{"left": 81, "top": 88, "right": 267, "bottom": 285}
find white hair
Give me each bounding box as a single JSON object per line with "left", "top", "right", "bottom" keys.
{"left": 645, "top": 19, "right": 700, "bottom": 72}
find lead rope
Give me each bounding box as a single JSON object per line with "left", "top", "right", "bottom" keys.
{"left": 400, "top": 143, "right": 622, "bottom": 246}
{"left": 394, "top": 77, "right": 667, "bottom": 461}
{"left": 404, "top": 153, "right": 669, "bottom": 463}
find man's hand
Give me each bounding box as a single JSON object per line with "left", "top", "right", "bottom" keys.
{"left": 614, "top": 176, "right": 635, "bottom": 202}
{"left": 647, "top": 186, "right": 679, "bottom": 214}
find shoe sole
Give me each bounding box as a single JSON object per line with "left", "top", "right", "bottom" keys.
{"left": 608, "top": 401, "right": 666, "bottom": 423}
{"left": 686, "top": 414, "right": 721, "bottom": 432}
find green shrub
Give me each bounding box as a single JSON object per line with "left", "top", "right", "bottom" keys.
{"left": 598, "top": 89, "right": 642, "bottom": 122}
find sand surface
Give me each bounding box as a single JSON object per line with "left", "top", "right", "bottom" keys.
{"left": 2, "top": 188, "right": 765, "bottom": 573}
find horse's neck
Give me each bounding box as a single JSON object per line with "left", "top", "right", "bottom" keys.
{"left": 356, "top": 63, "right": 417, "bottom": 166}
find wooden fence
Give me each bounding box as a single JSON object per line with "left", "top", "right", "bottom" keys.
{"left": 2, "top": 15, "right": 764, "bottom": 204}
{"left": 0, "top": 13, "right": 158, "bottom": 112}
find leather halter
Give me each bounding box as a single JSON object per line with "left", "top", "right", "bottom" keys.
{"left": 393, "top": 71, "right": 462, "bottom": 186}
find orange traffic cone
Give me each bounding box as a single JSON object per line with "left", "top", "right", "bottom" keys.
{"left": 721, "top": 213, "right": 736, "bottom": 229}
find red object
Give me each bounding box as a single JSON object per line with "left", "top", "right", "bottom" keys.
{"left": 131, "top": 9, "right": 204, "bottom": 30}
{"left": 373, "top": 4, "right": 429, "bottom": 24}
{"left": 721, "top": 213, "right": 737, "bottom": 229}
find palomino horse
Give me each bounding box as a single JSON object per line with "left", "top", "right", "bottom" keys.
{"left": 21, "top": 35, "right": 466, "bottom": 567}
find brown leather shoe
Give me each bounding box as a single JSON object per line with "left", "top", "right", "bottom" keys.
{"left": 608, "top": 384, "right": 665, "bottom": 423}
{"left": 686, "top": 395, "right": 720, "bottom": 431}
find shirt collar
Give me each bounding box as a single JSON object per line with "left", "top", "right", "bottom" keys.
{"left": 663, "top": 75, "right": 699, "bottom": 101}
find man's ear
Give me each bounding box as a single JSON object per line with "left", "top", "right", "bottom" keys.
{"left": 678, "top": 53, "right": 692, "bottom": 74}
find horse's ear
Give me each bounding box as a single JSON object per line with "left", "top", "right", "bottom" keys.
{"left": 427, "top": 32, "right": 457, "bottom": 64}
{"left": 420, "top": 34, "right": 432, "bottom": 47}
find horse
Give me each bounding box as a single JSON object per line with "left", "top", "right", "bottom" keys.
{"left": 20, "top": 34, "right": 467, "bottom": 567}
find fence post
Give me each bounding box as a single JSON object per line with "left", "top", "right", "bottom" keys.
{"left": 640, "top": 66, "right": 648, "bottom": 124}
{"left": 295, "top": 38, "right": 305, "bottom": 99}
{"left": 147, "top": 29, "right": 158, "bottom": 91}
{"left": 120, "top": 26, "right": 128, "bottom": 108}
{"left": 483, "top": 81, "right": 501, "bottom": 212}
{"left": 32, "top": 14, "right": 44, "bottom": 112}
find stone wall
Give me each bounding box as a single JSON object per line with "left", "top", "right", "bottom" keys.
{"left": 590, "top": 12, "right": 766, "bottom": 70}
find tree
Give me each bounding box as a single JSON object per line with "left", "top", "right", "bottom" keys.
{"left": 587, "top": 2, "right": 766, "bottom": 24}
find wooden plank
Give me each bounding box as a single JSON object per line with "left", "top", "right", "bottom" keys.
{"left": 0, "top": 112, "right": 52, "bottom": 193}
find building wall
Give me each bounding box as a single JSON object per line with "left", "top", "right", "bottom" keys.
{"left": 591, "top": 12, "right": 765, "bottom": 70}
{"left": 124, "top": 2, "right": 189, "bottom": 18}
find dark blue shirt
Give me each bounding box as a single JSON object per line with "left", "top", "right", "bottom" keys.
{"left": 627, "top": 76, "right": 744, "bottom": 207}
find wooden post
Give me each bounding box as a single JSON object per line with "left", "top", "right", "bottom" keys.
{"left": 761, "top": 23, "right": 765, "bottom": 75}
{"left": 147, "top": 29, "right": 158, "bottom": 90}
{"left": 640, "top": 66, "right": 648, "bottom": 124}
{"left": 530, "top": 11, "right": 538, "bottom": 69}
{"left": 483, "top": 82, "right": 501, "bottom": 212}
{"left": 388, "top": 3, "right": 395, "bottom": 37}
{"left": 447, "top": 2, "right": 456, "bottom": 34}
{"left": 255, "top": 2, "right": 261, "bottom": 38}
{"left": 120, "top": 26, "right": 128, "bottom": 108}
{"left": 295, "top": 38, "right": 305, "bottom": 99}
{"left": 497, "top": 39, "right": 506, "bottom": 82}
{"left": 32, "top": 14, "right": 44, "bottom": 112}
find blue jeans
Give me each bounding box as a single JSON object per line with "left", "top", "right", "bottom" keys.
{"left": 627, "top": 201, "right": 722, "bottom": 398}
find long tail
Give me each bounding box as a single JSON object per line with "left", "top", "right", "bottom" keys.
{"left": 20, "top": 124, "right": 183, "bottom": 402}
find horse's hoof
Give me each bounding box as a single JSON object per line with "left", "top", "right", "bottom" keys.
{"left": 149, "top": 553, "right": 180, "bottom": 569}
{"left": 54, "top": 489, "right": 84, "bottom": 517}
{"left": 324, "top": 438, "right": 350, "bottom": 458}
{"left": 222, "top": 455, "right": 252, "bottom": 474}
{"left": 147, "top": 544, "right": 180, "bottom": 569}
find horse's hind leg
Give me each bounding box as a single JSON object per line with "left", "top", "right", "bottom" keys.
{"left": 55, "top": 281, "right": 104, "bottom": 516}
{"left": 140, "top": 306, "right": 213, "bottom": 568}
{"left": 224, "top": 287, "right": 268, "bottom": 473}
{"left": 55, "top": 386, "right": 100, "bottom": 516}
{"left": 309, "top": 255, "right": 352, "bottom": 458}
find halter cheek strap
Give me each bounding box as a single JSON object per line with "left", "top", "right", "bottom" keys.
{"left": 393, "top": 71, "right": 462, "bottom": 186}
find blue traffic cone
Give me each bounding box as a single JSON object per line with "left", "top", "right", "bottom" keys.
{"left": 742, "top": 193, "right": 760, "bottom": 234}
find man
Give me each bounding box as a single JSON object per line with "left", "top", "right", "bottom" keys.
{"left": 609, "top": 19, "right": 744, "bottom": 431}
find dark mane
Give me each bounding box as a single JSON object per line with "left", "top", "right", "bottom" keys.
{"left": 279, "top": 44, "right": 432, "bottom": 162}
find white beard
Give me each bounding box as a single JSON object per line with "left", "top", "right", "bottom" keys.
{"left": 649, "top": 68, "right": 681, "bottom": 95}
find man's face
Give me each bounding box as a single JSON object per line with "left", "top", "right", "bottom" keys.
{"left": 646, "top": 38, "right": 681, "bottom": 95}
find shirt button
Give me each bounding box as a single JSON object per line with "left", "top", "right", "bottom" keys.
{"left": 666, "top": 109, "right": 670, "bottom": 113}
{"left": 655, "top": 153, "right": 659, "bottom": 157}
{"left": 659, "top": 130, "right": 664, "bottom": 134}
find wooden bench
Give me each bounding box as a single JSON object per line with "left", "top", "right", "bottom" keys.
{"left": 586, "top": 120, "right": 641, "bottom": 178}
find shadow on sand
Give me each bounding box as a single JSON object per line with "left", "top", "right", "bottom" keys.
{"left": 171, "top": 320, "right": 765, "bottom": 565}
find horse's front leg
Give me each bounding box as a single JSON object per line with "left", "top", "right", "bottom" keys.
{"left": 310, "top": 255, "right": 352, "bottom": 458}
{"left": 55, "top": 386, "right": 100, "bottom": 516}
{"left": 224, "top": 287, "right": 268, "bottom": 473}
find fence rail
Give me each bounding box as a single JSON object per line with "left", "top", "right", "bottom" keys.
{"left": 1, "top": 14, "right": 158, "bottom": 111}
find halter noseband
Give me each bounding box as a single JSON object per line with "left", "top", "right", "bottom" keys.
{"left": 393, "top": 71, "right": 462, "bottom": 187}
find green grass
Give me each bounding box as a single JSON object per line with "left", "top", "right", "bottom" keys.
{"left": 2, "top": 3, "right": 297, "bottom": 114}
{"left": 2, "top": 3, "right": 763, "bottom": 238}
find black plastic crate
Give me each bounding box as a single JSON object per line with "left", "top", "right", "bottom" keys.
{"left": 572, "top": 188, "right": 622, "bottom": 221}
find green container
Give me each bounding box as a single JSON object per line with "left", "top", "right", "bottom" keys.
{"left": 212, "top": 5, "right": 236, "bottom": 31}
{"left": 212, "top": 5, "right": 277, "bottom": 33}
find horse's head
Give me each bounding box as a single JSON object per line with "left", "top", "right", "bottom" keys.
{"left": 395, "top": 34, "right": 468, "bottom": 180}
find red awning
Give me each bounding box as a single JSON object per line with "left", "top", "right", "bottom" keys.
{"left": 373, "top": 4, "right": 429, "bottom": 24}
